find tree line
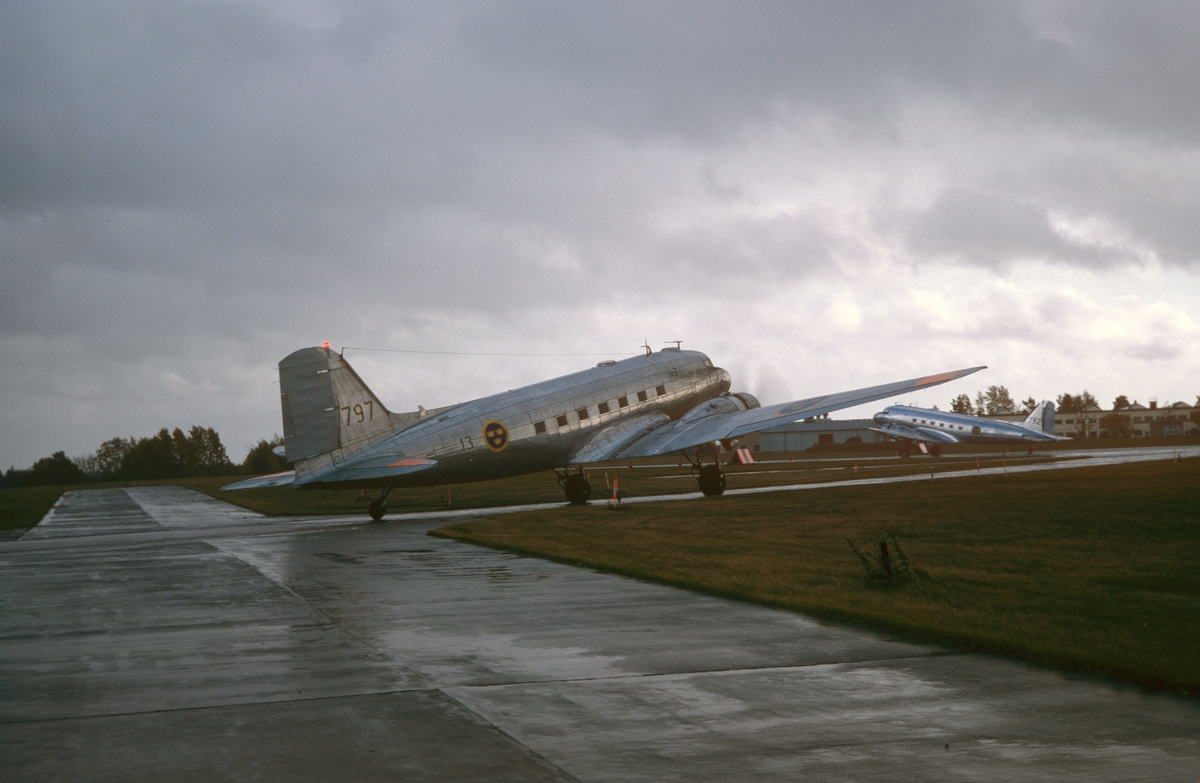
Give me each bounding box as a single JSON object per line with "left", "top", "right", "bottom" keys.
{"left": 2, "top": 427, "right": 289, "bottom": 489}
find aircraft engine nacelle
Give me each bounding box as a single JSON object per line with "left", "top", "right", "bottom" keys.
{"left": 677, "top": 392, "right": 761, "bottom": 424}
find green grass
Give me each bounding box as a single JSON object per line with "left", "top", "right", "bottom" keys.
{"left": 0, "top": 486, "right": 70, "bottom": 531}
{"left": 182, "top": 452, "right": 1063, "bottom": 516}
{"left": 0, "top": 437, "right": 1176, "bottom": 527}
{"left": 432, "top": 456, "right": 1200, "bottom": 696}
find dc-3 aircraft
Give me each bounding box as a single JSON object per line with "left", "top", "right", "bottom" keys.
{"left": 222, "top": 344, "right": 984, "bottom": 519}
{"left": 871, "top": 400, "right": 1067, "bottom": 456}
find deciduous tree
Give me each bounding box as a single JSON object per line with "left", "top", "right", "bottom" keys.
{"left": 242, "top": 436, "right": 289, "bottom": 476}
{"left": 173, "top": 426, "right": 235, "bottom": 477}
{"left": 974, "top": 385, "right": 1016, "bottom": 415}
{"left": 1056, "top": 391, "right": 1097, "bottom": 414}
{"left": 120, "top": 429, "right": 182, "bottom": 480}
{"left": 950, "top": 394, "right": 973, "bottom": 415}
{"left": 94, "top": 437, "right": 134, "bottom": 479}
{"left": 25, "top": 451, "right": 87, "bottom": 487}
{"left": 1099, "top": 413, "right": 1133, "bottom": 437}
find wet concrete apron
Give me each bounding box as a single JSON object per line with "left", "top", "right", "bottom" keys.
{"left": 2, "top": 481, "right": 1198, "bottom": 781}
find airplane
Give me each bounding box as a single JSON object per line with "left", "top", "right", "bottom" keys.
{"left": 871, "top": 400, "right": 1067, "bottom": 456}
{"left": 222, "top": 344, "right": 984, "bottom": 518}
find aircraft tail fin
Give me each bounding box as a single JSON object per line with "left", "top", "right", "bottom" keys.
{"left": 1023, "top": 400, "right": 1056, "bottom": 434}
{"left": 279, "top": 346, "right": 394, "bottom": 462}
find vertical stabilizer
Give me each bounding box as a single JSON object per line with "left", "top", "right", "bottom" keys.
{"left": 279, "top": 347, "right": 394, "bottom": 462}
{"left": 1023, "top": 400, "right": 1056, "bottom": 434}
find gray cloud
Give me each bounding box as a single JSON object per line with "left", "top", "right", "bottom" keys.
{"left": 904, "top": 187, "right": 1128, "bottom": 270}
{"left": 2, "top": 0, "right": 1199, "bottom": 467}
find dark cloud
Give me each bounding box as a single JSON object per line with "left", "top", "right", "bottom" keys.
{"left": 1, "top": 1, "right": 1198, "bottom": 467}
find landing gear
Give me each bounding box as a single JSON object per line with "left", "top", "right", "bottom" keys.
{"left": 684, "top": 446, "right": 726, "bottom": 496}
{"left": 368, "top": 487, "right": 394, "bottom": 521}
{"left": 559, "top": 470, "right": 592, "bottom": 504}
{"left": 698, "top": 464, "right": 726, "bottom": 496}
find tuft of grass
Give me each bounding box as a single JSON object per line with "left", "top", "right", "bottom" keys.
{"left": 433, "top": 457, "right": 1200, "bottom": 696}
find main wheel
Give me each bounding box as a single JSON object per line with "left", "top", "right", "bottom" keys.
{"left": 563, "top": 473, "right": 591, "bottom": 504}
{"left": 368, "top": 499, "right": 386, "bottom": 521}
{"left": 698, "top": 464, "right": 726, "bottom": 496}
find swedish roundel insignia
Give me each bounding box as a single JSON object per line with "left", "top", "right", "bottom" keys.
{"left": 483, "top": 420, "right": 509, "bottom": 452}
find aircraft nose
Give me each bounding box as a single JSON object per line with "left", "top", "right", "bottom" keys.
{"left": 715, "top": 367, "right": 731, "bottom": 392}
{"left": 873, "top": 411, "right": 888, "bottom": 425}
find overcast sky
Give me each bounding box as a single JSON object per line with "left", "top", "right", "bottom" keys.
{"left": 3, "top": 1, "right": 1199, "bottom": 469}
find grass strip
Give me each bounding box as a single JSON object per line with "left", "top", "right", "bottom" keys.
{"left": 432, "top": 456, "right": 1200, "bottom": 696}
{"left": 0, "top": 440, "right": 1181, "bottom": 526}
{"left": 0, "top": 486, "right": 68, "bottom": 531}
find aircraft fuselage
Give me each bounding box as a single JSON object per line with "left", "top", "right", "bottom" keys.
{"left": 295, "top": 349, "right": 731, "bottom": 489}
{"left": 872, "top": 405, "right": 1060, "bottom": 444}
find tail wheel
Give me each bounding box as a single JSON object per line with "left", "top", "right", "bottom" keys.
{"left": 563, "top": 473, "right": 591, "bottom": 504}
{"left": 698, "top": 464, "right": 726, "bottom": 496}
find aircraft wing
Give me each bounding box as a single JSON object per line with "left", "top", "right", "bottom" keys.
{"left": 612, "top": 366, "right": 985, "bottom": 459}
{"left": 870, "top": 423, "right": 961, "bottom": 444}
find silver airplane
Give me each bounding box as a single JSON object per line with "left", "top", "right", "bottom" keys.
{"left": 872, "top": 400, "right": 1067, "bottom": 456}
{"left": 223, "top": 345, "right": 984, "bottom": 518}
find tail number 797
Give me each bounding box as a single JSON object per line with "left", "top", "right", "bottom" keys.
{"left": 342, "top": 401, "right": 374, "bottom": 425}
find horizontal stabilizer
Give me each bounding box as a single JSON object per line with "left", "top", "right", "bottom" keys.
{"left": 293, "top": 456, "right": 439, "bottom": 489}
{"left": 221, "top": 471, "right": 296, "bottom": 490}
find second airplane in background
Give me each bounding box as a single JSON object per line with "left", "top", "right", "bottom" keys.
{"left": 872, "top": 400, "right": 1067, "bottom": 456}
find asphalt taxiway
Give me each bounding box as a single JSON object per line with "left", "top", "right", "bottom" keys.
{"left": 3, "top": 452, "right": 1200, "bottom": 781}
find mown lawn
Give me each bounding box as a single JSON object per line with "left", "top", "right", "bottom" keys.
{"left": 0, "top": 486, "right": 71, "bottom": 531}
{"left": 433, "top": 456, "right": 1200, "bottom": 696}
{"left": 0, "top": 441, "right": 1167, "bottom": 528}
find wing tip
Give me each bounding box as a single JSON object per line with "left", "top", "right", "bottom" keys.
{"left": 915, "top": 365, "right": 987, "bottom": 387}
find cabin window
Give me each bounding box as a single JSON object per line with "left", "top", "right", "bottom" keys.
{"left": 637, "top": 390, "right": 648, "bottom": 402}
{"left": 556, "top": 414, "right": 568, "bottom": 428}
{"left": 534, "top": 421, "right": 546, "bottom": 434}
{"left": 656, "top": 385, "right": 666, "bottom": 396}
{"left": 618, "top": 396, "right": 628, "bottom": 408}
{"left": 576, "top": 407, "right": 589, "bottom": 420}
{"left": 598, "top": 402, "right": 610, "bottom": 414}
